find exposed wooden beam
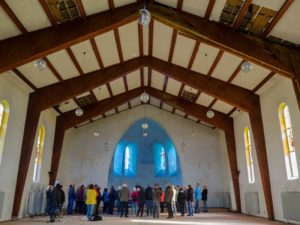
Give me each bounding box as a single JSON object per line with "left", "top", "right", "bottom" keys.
{"left": 90, "top": 38, "right": 104, "bottom": 69}
{"left": 38, "top": 0, "right": 57, "bottom": 26}
{"left": 187, "top": 41, "right": 200, "bottom": 70}
{"left": 108, "top": 0, "right": 115, "bottom": 11}
{"left": 114, "top": 28, "right": 124, "bottom": 62}
{"left": 208, "top": 98, "right": 217, "bottom": 109}
{"left": 177, "top": 0, "right": 183, "bottom": 12}
{"left": 168, "top": 30, "right": 177, "bottom": 63}
{"left": 205, "top": 0, "right": 216, "bottom": 20}
{"left": 148, "top": 19, "right": 154, "bottom": 57}
{"left": 232, "top": 0, "right": 253, "bottom": 30}
{"left": 227, "top": 60, "right": 244, "bottom": 83}
{"left": 148, "top": 67, "right": 152, "bottom": 87}
{"left": 13, "top": 69, "right": 37, "bottom": 91}
{"left": 106, "top": 83, "right": 114, "bottom": 97}
{"left": 75, "top": 0, "right": 86, "bottom": 18}
{"left": 66, "top": 47, "right": 84, "bottom": 75}
{"left": 263, "top": 0, "right": 294, "bottom": 38}
{"left": 0, "top": 3, "right": 139, "bottom": 73}
{"left": 226, "top": 107, "right": 237, "bottom": 117}
{"left": 123, "top": 75, "right": 129, "bottom": 92}
{"left": 149, "top": 3, "right": 294, "bottom": 78}
{"left": 178, "top": 83, "right": 185, "bottom": 96}
{"left": 0, "top": 2, "right": 296, "bottom": 80}
{"left": 207, "top": 50, "right": 223, "bottom": 76}
{"left": 138, "top": 24, "right": 144, "bottom": 56}
{"left": 252, "top": 72, "right": 275, "bottom": 93}
{"left": 140, "top": 68, "right": 144, "bottom": 87}
{"left": 0, "top": 0, "right": 28, "bottom": 34}
{"left": 44, "top": 57, "right": 63, "bottom": 82}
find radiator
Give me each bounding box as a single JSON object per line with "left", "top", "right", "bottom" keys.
{"left": 0, "top": 192, "right": 5, "bottom": 219}
{"left": 281, "top": 192, "right": 300, "bottom": 222}
{"left": 27, "top": 192, "right": 44, "bottom": 215}
{"left": 245, "top": 192, "right": 260, "bottom": 214}
{"left": 219, "top": 192, "right": 231, "bottom": 208}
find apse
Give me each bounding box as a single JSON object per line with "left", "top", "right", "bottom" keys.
{"left": 108, "top": 118, "right": 182, "bottom": 188}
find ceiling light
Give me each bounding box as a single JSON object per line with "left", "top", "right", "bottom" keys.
{"left": 140, "top": 91, "right": 150, "bottom": 103}
{"left": 142, "top": 122, "right": 149, "bottom": 129}
{"left": 206, "top": 109, "right": 214, "bottom": 118}
{"left": 35, "top": 58, "right": 47, "bottom": 71}
{"left": 241, "top": 61, "right": 253, "bottom": 73}
{"left": 143, "top": 132, "right": 148, "bottom": 137}
{"left": 139, "top": 8, "right": 151, "bottom": 26}
{"left": 75, "top": 108, "right": 84, "bottom": 116}
{"left": 93, "top": 132, "right": 100, "bottom": 137}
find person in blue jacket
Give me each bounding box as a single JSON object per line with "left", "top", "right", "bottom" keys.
{"left": 67, "top": 184, "right": 75, "bottom": 214}
{"left": 194, "top": 183, "right": 201, "bottom": 213}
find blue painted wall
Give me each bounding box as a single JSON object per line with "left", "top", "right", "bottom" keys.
{"left": 108, "top": 119, "right": 183, "bottom": 188}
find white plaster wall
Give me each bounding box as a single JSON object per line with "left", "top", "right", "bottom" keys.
{"left": 0, "top": 73, "right": 57, "bottom": 220}
{"left": 58, "top": 105, "right": 227, "bottom": 207}
{"left": 231, "top": 76, "right": 300, "bottom": 222}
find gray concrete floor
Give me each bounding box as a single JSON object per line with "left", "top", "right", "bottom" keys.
{"left": 2, "top": 210, "right": 289, "bottom": 225}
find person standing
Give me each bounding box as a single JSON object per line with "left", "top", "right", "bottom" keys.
{"left": 45, "top": 185, "right": 53, "bottom": 215}
{"left": 177, "top": 187, "right": 186, "bottom": 216}
{"left": 108, "top": 186, "right": 116, "bottom": 215}
{"left": 119, "top": 184, "right": 130, "bottom": 217}
{"left": 49, "top": 184, "right": 61, "bottom": 222}
{"left": 131, "top": 187, "right": 138, "bottom": 215}
{"left": 136, "top": 186, "right": 145, "bottom": 217}
{"left": 202, "top": 186, "right": 208, "bottom": 212}
{"left": 194, "top": 183, "right": 201, "bottom": 213}
{"left": 67, "top": 184, "right": 75, "bottom": 215}
{"left": 152, "top": 184, "right": 162, "bottom": 219}
{"left": 171, "top": 185, "right": 177, "bottom": 215}
{"left": 164, "top": 185, "right": 174, "bottom": 219}
{"left": 144, "top": 185, "right": 153, "bottom": 216}
{"left": 187, "top": 185, "right": 194, "bottom": 216}
{"left": 160, "top": 188, "right": 165, "bottom": 213}
{"left": 102, "top": 188, "right": 109, "bottom": 213}
{"left": 86, "top": 184, "right": 97, "bottom": 221}
{"left": 94, "top": 185, "right": 101, "bottom": 216}
{"left": 58, "top": 185, "right": 65, "bottom": 218}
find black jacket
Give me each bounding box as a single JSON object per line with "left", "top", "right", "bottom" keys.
{"left": 49, "top": 187, "right": 61, "bottom": 208}
{"left": 177, "top": 190, "right": 186, "bottom": 203}
{"left": 202, "top": 189, "right": 208, "bottom": 201}
{"left": 145, "top": 186, "right": 153, "bottom": 200}
{"left": 187, "top": 188, "right": 193, "bottom": 202}
{"left": 138, "top": 188, "right": 145, "bottom": 205}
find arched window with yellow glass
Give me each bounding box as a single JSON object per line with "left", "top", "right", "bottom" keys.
{"left": 33, "top": 126, "right": 46, "bottom": 183}
{"left": 244, "top": 127, "right": 255, "bottom": 183}
{"left": 0, "top": 100, "right": 9, "bottom": 165}
{"left": 278, "top": 103, "right": 299, "bottom": 180}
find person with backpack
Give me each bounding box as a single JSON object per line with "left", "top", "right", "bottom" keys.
{"left": 177, "top": 187, "right": 187, "bottom": 216}
{"left": 49, "top": 184, "right": 61, "bottom": 222}
{"left": 164, "top": 185, "right": 174, "bottom": 219}
{"left": 187, "top": 185, "right": 194, "bottom": 216}
{"left": 144, "top": 185, "right": 153, "bottom": 216}
{"left": 131, "top": 187, "right": 138, "bottom": 215}
{"left": 86, "top": 184, "right": 97, "bottom": 221}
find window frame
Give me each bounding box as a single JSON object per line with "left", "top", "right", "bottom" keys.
{"left": 0, "top": 100, "right": 9, "bottom": 165}
{"left": 244, "top": 127, "right": 255, "bottom": 184}
{"left": 33, "top": 126, "right": 46, "bottom": 183}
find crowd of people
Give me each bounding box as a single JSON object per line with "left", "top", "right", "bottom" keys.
{"left": 45, "top": 182, "right": 208, "bottom": 222}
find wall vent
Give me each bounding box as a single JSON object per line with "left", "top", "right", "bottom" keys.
{"left": 245, "top": 192, "right": 260, "bottom": 214}
{"left": 218, "top": 192, "right": 231, "bottom": 208}
{"left": 46, "top": 0, "right": 80, "bottom": 23}
{"left": 281, "top": 192, "right": 300, "bottom": 222}
{"left": 181, "top": 90, "right": 197, "bottom": 102}
{"left": 77, "top": 94, "right": 97, "bottom": 107}
{"left": 27, "top": 192, "right": 44, "bottom": 215}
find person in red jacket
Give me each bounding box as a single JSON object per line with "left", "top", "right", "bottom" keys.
{"left": 160, "top": 188, "right": 165, "bottom": 213}
{"left": 131, "top": 187, "right": 138, "bottom": 215}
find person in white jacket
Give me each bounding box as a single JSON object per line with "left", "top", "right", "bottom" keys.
{"left": 171, "top": 185, "right": 177, "bottom": 214}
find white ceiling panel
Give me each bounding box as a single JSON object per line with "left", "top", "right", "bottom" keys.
{"left": 118, "top": 103, "right": 129, "bottom": 112}
{"left": 143, "top": 24, "right": 149, "bottom": 55}
{"left": 93, "top": 115, "right": 103, "bottom": 121}
{"left": 105, "top": 109, "right": 116, "bottom": 117}
{"left": 70, "top": 40, "right": 100, "bottom": 73}
{"left": 0, "top": 7, "right": 21, "bottom": 40}
{"left": 6, "top": 0, "right": 51, "bottom": 32}
{"left": 209, "top": 0, "right": 227, "bottom": 22}
{"left": 155, "top": 0, "right": 177, "bottom": 8}
{"left": 252, "top": 0, "right": 285, "bottom": 11}
{"left": 151, "top": 70, "right": 165, "bottom": 90}
{"left": 94, "top": 31, "right": 120, "bottom": 67}
{"left": 162, "top": 103, "right": 173, "bottom": 112}
{"left": 183, "top": 85, "right": 198, "bottom": 94}
{"left": 143, "top": 67, "right": 149, "bottom": 86}
{"left": 191, "top": 43, "right": 220, "bottom": 75}
{"left": 77, "top": 121, "right": 90, "bottom": 127}
{"left": 127, "top": 70, "right": 141, "bottom": 90}
{"left": 172, "top": 34, "right": 196, "bottom": 68}
{"left": 119, "top": 21, "right": 140, "bottom": 60}
{"left": 150, "top": 97, "right": 161, "bottom": 107}
{"left": 76, "top": 91, "right": 90, "bottom": 98}
{"left": 231, "top": 63, "right": 271, "bottom": 90}
{"left": 153, "top": 21, "right": 173, "bottom": 61}
{"left": 268, "top": 0, "right": 300, "bottom": 45}
{"left": 93, "top": 85, "right": 110, "bottom": 101}
{"left": 110, "top": 78, "right": 126, "bottom": 95}
{"left": 200, "top": 121, "right": 214, "bottom": 128}
{"left": 255, "top": 74, "right": 281, "bottom": 95}
{"left": 175, "top": 109, "right": 186, "bottom": 117}
{"left": 81, "top": 0, "right": 109, "bottom": 16}
{"left": 17, "top": 61, "right": 59, "bottom": 88}
{"left": 187, "top": 115, "right": 198, "bottom": 122}
{"left": 196, "top": 93, "right": 214, "bottom": 107}
{"left": 182, "top": 0, "right": 210, "bottom": 17}
{"left": 211, "top": 52, "right": 243, "bottom": 81}
{"left": 165, "top": 78, "right": 181, "bottom": 96}
{"left": 130, "top": 97, "right": 141, "bottom": 107}
{"left": 47, "top": 49, "right": 80, "bottom": 80}
{"left": 212, "top": 100, "right": 234, "bottom": 114}
{"left": 58, "top": 99, "right": 78, "bottom": 113}
{"left": 114, "top": 0, "right": 136, "bottom": 7}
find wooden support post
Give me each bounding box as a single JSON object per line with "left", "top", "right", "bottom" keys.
{"left": 12, "top": 96, "right": 41, "bottom": 217}
{"left": 249, "top": 105, "right": 274, "bottom": 220}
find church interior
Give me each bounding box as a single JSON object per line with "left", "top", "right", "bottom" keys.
{"left": 0, "top": 0, "right": 300, "bottom": 224}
